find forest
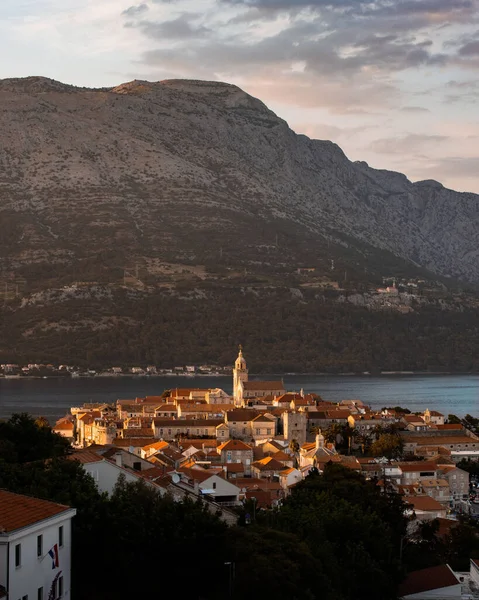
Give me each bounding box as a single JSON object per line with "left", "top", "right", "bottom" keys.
{"left": 1, "top": 286, "right": 479, "bottom": 373}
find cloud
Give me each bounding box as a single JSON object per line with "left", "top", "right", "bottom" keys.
{"left": 129, "top": 14, "right": 211, "bottom": 40}
{"left": 412, "top": 156, "right": 479, "bottom": 180}
{"left": 369, "top": 134, "right": 449, "bottom": 155}
{"left": 122, "top": 4, "right": 149, "bottom": 17}
{"left": 400, "top": 106, "right": 430, "bottom": 112}
{"left": 459, "top": 40, "right": 479, "bottom": 55}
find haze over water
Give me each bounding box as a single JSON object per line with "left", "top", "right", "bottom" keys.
{"left": 0, "top": 374, "right": 477, "bottom": 422}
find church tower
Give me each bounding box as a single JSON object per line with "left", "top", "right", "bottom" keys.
{"left": 233, "top": 345, "right": 248, "bottom": 405}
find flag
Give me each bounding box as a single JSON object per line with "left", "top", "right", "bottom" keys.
{"left": 48, "top": 544, "right": 59, "bottom": 569}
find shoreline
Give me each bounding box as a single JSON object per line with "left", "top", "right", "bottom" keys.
{"left": 1, "top": 370, "right": 478, "bottom": 381}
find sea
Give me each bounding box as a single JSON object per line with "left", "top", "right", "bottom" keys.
{"left": 0, "top": 374, "right": 477, "bottom": 423}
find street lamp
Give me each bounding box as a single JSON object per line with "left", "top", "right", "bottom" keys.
{"left": 224, "top": 561, "right": 235, "bottom": 598}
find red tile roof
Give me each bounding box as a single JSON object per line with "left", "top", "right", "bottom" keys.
{"left": 68, "top": 450, "right": 103, "bottom": 464}
{"left": 398, "top": 461, "right": 438, "bottom": 472}
{"left": 243, "top": 381, "right": 285, "bottom": 391}
{"left": 217, "top": 439, "right": 253, "bottom": 452}
{"left": 0, "top": 490, "right": 73, "bottom": 533}
{"left": 398, "top": 564, "right": 459, "bottom": 598}
{"left": 408, "top": 495, "right": 445, "bottom": 512}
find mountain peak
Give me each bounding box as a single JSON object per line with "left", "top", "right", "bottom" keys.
{"left": 0, "top": 76, "right": 76, "bottom": 93}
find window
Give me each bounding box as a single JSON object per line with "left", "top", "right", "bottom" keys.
{"left": 37, "top": 534, "right": 43, "bottom": 557}
{"left": 59, "top": 525, "right": 64, "bottom": 548}
{"left": 58, "top": 576, "right": 64, "bottom": 598}
{"left": 37, "top": 587, "right": 43, "bottom": 600}
{"left": 212, "top": 482, "right": 217, "bottom": 490}
{"left": 221, "top": 431, "right": 225, "bottom": 437}
{"left": 255, "top": 428, "right": 260, "bottom": 435}
{"left": 15, "top": 543, "right": 21, "bottom": 567}
{"left": 267, "top": 429, "right": 272, "bottom": 435}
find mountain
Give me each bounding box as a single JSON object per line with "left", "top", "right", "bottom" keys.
{"left": 1, "top": 76, "right": 479, "bottom": 371}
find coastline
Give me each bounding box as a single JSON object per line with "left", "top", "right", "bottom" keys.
{"left": 1, "top": 370, "right": 477, "bottom": 380}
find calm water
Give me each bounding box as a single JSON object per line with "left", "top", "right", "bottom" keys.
{"left": 0, "top": 374, "right": 477, "bottom": 423}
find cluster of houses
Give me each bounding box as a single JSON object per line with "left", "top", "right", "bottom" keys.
{"left": 3, "top": 348, "right": 479, "bottom": 600}
{"left": 50, "top": 348, "right": 479, "bottom": 524}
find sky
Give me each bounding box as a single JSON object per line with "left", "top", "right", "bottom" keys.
{"left": 2, "top": 0, "right": 479, "bottom": 192}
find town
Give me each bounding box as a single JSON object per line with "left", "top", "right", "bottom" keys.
{"left": 3, "top": 347, "right": 479, "bottom": 600}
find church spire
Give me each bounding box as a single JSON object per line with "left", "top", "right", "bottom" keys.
{"left": 233, "top": 345, "right": 248, "bottom": 405}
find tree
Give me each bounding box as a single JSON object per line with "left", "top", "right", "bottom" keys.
{"left": 288, "top": 438, "right": 300, "bottom": 467}
{"left": 263, "top": 464, "right": 408, "bottom": 600}
{"left": 370, "top": 434, "right": 404, "bottom": 460}
{"left": 447, "top": 414, "right": 462, "bottom": 425}
{"left": 0, "top": 413, "right": 70, "bottom": 463}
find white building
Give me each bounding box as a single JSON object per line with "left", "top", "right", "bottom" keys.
{"left": 0, "top": 490, "right": 76, "bottom": 600}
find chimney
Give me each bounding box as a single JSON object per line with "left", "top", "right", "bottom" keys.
{"left": 115, "top": 451, "right": 122, "bottom": 467}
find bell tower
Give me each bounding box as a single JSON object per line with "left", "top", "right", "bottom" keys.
{"left": 233, "top": 345, "right": 248, "bottom": 404}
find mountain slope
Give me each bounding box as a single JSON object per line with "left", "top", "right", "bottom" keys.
{"left": 1, "top": 76, "right": 479, "bottom": 370}
{"left": 0, "top": 76, "right": 478, "bottom": 283}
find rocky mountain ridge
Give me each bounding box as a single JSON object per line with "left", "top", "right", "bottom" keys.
{"left": 0, "top": 75, "right": 478, "bottom": 286}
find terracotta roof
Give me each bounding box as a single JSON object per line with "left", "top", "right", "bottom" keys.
{"left": 403, "top": 415, "right": 426, "bottom": 423}
{"left": 275, "top": 393, "right": 302, "bottom": 402}
{"left": 398, "top": 564, "right": 459, "bottom": 598}
{"left": 251, "top": 414, "right": 275, "bottom": 423}
{"left": 68, "top": 450, "right": 103, "bottom": 464}
{"left": 121, "top": 428, "right": 154, "bottom": 438}
{"left": 279, "top": 467, "right": 296, "bottom": 475}
{"left": 177, "top": 439, "right": 218, "bottom": 450}
{"left": 325, "top": 410, "right": 351, "bottom": 419}
{"left": 170, "top": 388, "right": 207, "bottom": 397}
{"left": 144, "top": 396, "right": 165, "bottom": 403}
{"left": 403, "top": 435, "right": 478, "bottom": 445}
{"left": 0, "top": 490, "right": 73, "bottom": 533}
{"left": 436, "top": 424, "right": 463, "bottom": 430}
{"left": 252, "top": 457, "right": 286, "bottom": 471}
{"left": 272, "top": 450, "right": 291, "bottom": 461}
{"left": 429, "top": 411, "right": 444, "bottom": 416}
{"left": 152, "top": 419, "right": 223, "bottom": 427}
{"left": 217, "top": 439, "right": 253, "bottom": 452}
{"left": 244, "top": 490, "right": 277, "bottom": 508}
{"left": 408, "top": 495, "right": 445, "bottom": 512}
{"left": 398, "top": 461, "right": 438, "bottom": 472}
{"left": 242, "top": 381, "right": 285, "bottom": 391}
{"left": 178, "top": 467, "right": 218, "bottom": 483}
{"left": 53, "top": 421, "right": 74, "bottom": 431}
{"left": 221, "top": 463, "right": 245, "bottom": 473}
{"left": 113, "top": 437, "right": 155, "bottom": 447}
{"left": 142, "top": 440, "right": 169, "bottom": 452}
{"left": 226, "top": 409, "right": 260, "bottom": 422}
{"left": 179, "top": 403, "right": 234, "bottom": 412}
